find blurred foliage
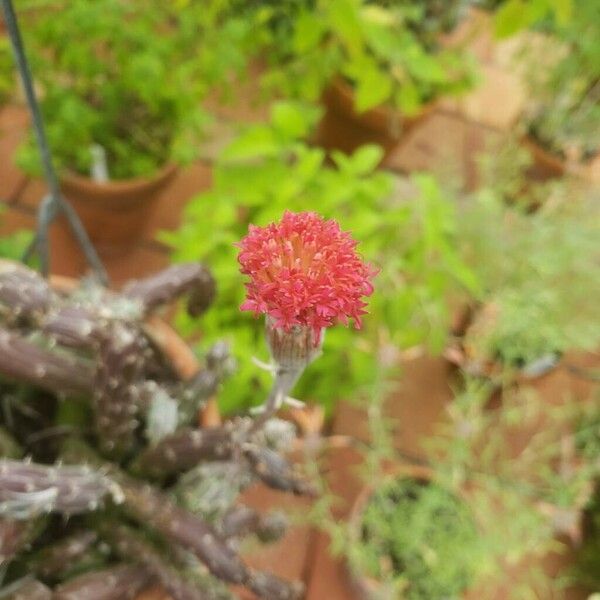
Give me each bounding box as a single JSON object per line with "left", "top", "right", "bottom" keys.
{"left": 457, "top": 182, "right": 600, "bottom": 367}
{"left": 348, "top": 477, "right": 479, "bottom": 599}
{"left": 165, "top": 101, "right": 478, "bottom": 414}
{"left": 0, "top": 38, "right": 15, "bottom": 106}
{"left": 524, "top": 1, "right": 600, "bottom": 161}
{"left": 16, "top": 0, "right": 256, "bottom": 179}
{"left": 493, "top": 0, "right": 573, "bottom": 37}
{"left": 0, "top": 209, "right": 33, "bottom": 262}
{"left": 236, "top": 0, "right": 478, "bottom": 114}
{"left": 316, "top": 369, "right": 596, "bottom": 599}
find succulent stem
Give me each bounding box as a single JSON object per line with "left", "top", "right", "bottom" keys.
{"left": 122, "top": 263, "right": 216, "bottom": 318}
{"left": 53, "top": 564, "right": 153, "bottom": 600}
{"left": 0, "top": 329, "right": 92, "bottom": 396}
{"left": 0, "top": 459, "right": 122, "bottom": 519}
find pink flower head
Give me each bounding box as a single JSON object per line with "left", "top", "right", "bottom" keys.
{"left": 237, "top": 211, "right": 376, "bottom": 338}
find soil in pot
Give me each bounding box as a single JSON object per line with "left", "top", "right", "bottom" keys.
{"left": 59, "top": 163, "right": 178, "bottom": 257}
{"left": 347, "top": 466, "right": 479, "bottom": 600}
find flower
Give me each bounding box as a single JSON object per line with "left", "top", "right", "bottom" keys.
{"left": 237, "top": 211, "right": 376, "bottom": 342}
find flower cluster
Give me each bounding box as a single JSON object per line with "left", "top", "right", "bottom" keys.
{"left": 237, "top": 211, "right": 375, "bottom": 338}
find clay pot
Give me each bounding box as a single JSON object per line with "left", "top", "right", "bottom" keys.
{"left": 316, "top": 78, "right": 435, "bottom": 162}
{"left": 59, "top": 163, "right": 178, "bottom": 256}
{"left": 346, "top": 463, "right": 479, "bottom": 600}
{"left": 523, "top": 136, "right": 600, "bottom": 183}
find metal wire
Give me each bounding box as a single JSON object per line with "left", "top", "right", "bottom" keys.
{"left": 1, "top": 0, "right": 108, "bottom": 284}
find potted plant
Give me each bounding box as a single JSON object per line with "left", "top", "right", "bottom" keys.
{"left": 445, "top": 186, "right": 600, "bottom": 388}
{"left": 521, "top": 2, "right": 600, "bottom": 181}
{"left": 346, "top": 464, "right": 480, "bottom": 599}
{"left": 309, "top": 371, "right": 597, "bottom": 600}
{"left": 16, "top": 0, "right": 252, "bottom": 255}
{"left": 239, "top": 0, "right": 478, "bottom": 160}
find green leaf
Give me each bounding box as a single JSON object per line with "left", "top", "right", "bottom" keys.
{"left": 293, "top": 11, "right": 326, "bottom": 53}
{"left": 494, "top": 0, "right": 532, "bottom": 38}
{"left": 271, "top": 102, "right": 313, "bottom": 139}
{"left": 353, "top": 67, "right": 393, "bottom": 112}
{"left": 221, "top": 125, "right": 279, "bottom": 161}
{"left": 325, "top": 0, "right": 363, "bottom": 56}
{"left": 348, "top": 145, "right": 384, "bottom": 175}
{"left": 395, "top": 82, "right": 421, "bottom": 115}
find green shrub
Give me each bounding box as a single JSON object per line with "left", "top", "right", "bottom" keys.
{"left": 241, "top": 0, "right": 478, "bottom": 114}
{"left": 17, "top": 0, "right": 255, "bottom": 179}
{"left": 348, "top": 477, "right": 479, "bottom": 599}
{"left": 524, "top": 1, "right": 599, "bottom": 160}
{"left": 458, "top": 188, "right": 600, "bottom": 368}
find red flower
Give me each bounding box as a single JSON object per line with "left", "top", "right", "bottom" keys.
{"left": 237, "top": 211, "right": 375, "bottom": 337}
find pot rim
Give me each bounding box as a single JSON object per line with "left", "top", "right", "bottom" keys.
{"left": 325, "top": 76, "right": 437, "bottom": 137}
{"left": 60, "top": 162, "right": 178, "bottom": 195}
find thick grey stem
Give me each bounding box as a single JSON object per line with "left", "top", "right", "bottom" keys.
{"left": 0, "top": 460, "right": 121, "bottom": 519}
{"left": 53, "top": 564, "right": 152, "bottom": 600}
{"left": 0, "top": 329, "right": 92, "bottom": 395}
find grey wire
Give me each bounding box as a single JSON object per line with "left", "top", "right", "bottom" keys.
{"left": 0, "top": 0, "right": 108, "bottom": 284}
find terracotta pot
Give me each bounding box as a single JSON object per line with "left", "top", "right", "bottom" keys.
{"left": 59, "top": 163, "right": 178, "bottom": 256}
{"left": 316, "top": 77, "right": 435, "bottom": 162}
{"left": 346, "top": 463, "right": 477, "bottom": 600}
{"left": 523, "top": 136, "right": 600, "bottom": 183}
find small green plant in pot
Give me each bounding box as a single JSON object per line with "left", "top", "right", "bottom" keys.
{"left": 347, "top": 466, "right": 480, "bottom": 599}
{"left": 521, "top": 1, "right": 600, "bottom": 180}
{"left": 16, "top": 0, "right": 252, "bottom": 251}
{"left": 244, "top": 0, "right": 478, "bottom": 158}
{"left": 448, "top": 186, "right": 600, "bottom": 381}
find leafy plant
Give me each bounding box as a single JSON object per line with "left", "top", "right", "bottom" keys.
{"left": 244, "top": 0, "right": 478, "bottom": 114}
{"left": 17, "top": 0, "right": 255, "bottom": 179}
{"left": 493, "top": 0, "right": 573, "bottom": 38}
{"left": 348, "top": 475, "right": 479, "bottom": 599}
{"left": 523, "top": 1, "right": 600, "bottom": 161}
{"left": 165, "top": 101, "right": 478, "bottom": 414}
{"left": 455, "top": 185, "right": 600, "bottom": 369}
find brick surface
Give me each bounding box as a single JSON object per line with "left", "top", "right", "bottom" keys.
{"left": 439, "top": 64, "right": 526, "bottom": 131}
{"left": 333, "top": 355, "right": 456, "bottom": 460}
{"left": 234, "top": 480, "right": 315, "bottom": 600}
{"left": 387, "top": 111, "right": 502, "bottom": 189}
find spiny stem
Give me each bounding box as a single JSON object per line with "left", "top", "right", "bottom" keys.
{"left": 98, "top": 521, "right": 233, "bottom": 600}
{"left": 53, "top": 564, "right": 152, "bottom": 600}
{"left": 122, "top": 263, "right": 216, "bottom": 317}
{"left": 0, "top": 459, "right": 122, "bottom": 519}
{"left": 0, "top": 329, "right": 92, "bottom": 396}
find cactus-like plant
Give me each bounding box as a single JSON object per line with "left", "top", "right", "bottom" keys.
{"left": 0, "top": 212, "right": 374, "bottom": 598}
